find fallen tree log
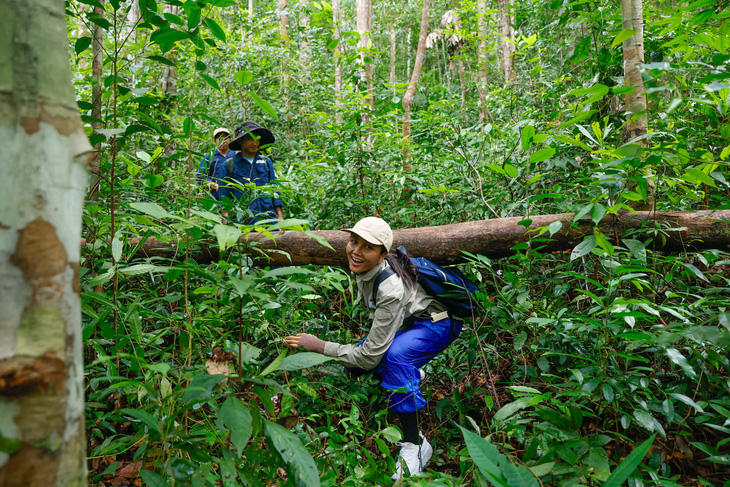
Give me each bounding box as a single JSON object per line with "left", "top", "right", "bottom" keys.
{"left": 85, "top": 210, "right": 730, "bottom": 266}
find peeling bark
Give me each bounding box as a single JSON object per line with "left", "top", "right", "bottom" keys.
{"left": 0, "top": 0, "right": 89, "bottom": 484}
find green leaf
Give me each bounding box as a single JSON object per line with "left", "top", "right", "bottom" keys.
{"left": 130, "top": 202, "right": 175, "bottom": 219}
{"left": 112, "top": 231, "right": 123, "bottom": 262}
{"left": 458, "top": 426, "right": 511, "bottom": 487}
{"left": 529, "top": 148, "right": 555, "bottom": 164}
{"left": 234, "top": 71, "right": 254, "bottom": 86}
{"left": 139, "top": 470, "right": 168, "bottom": 487}
{"left": 248, "top": 91, "right": 279, "bottom": 121}
{"left": 611, "top": 29, "right": 636, "bottom": 48}
{"left": 121, "top": 408, "right": 162, "bottom": 439}
{"left": 277, "top": 352, "right": 333, "bottom": 371}
{"left": 493, "top": 395, "right": 545, "bottom": 422}
{"left": 380, "top": 426, "right": 402, "bottom": 443}
{"left": 502, "top": 462, "right": 540, "bottom": 487}
{"left": 259, "top": 350, "right": 287, "bottom": 377}
{"left": 683, "top": 167, "right": 717, "bottom": 187}
{"left": 665, "top": 347, "right": 698, "bottom": 379}
{"left": 204, "top": 18, "right": 226, "bottom": 41}
{"left": 521, "top": 125, "right": 536, "bottom": 151}
{"left": 180, "top": 374, "right": 226, "bottom": 403}
{"left": 147, "top": 55, "right": 176, "bottom": 67}
{"left": 504, "top": 164, "right": 519, "bottom": 178}
{"left": 590, "top": 203, "right": 606, "bottom": 225}
{"left": 603, "top": 435, "right": 656, "bottom": 487}
{"left": 213, "top": 224, "right": 242, "bottom": 252}
{"left": 183, "top": 117, "right": 193, "bottom": 136}
{"left": 571, "top": 235, "right": 596, "bottom": 261}
{"left": 668, "top": 393, "right": 704, "bottom": 413}
{"left": 548, "top": 221, "right": 563, "bottom": 236}
{"left": 623, "top": 239, "right": 647, "bottom": 262}
{"left": 263, "top": 421, "right": 321, "bottom": 487}
{"left": 119, "top": 264, "right": 156, "bottom": 276}
{"left": 75, "top": 36, "right": 92, "bottom": 55}
{"left": 199, "top": 73, "right": 221, "bottom": 91}
{"left": 220, "top": 397, "right": 253, "bottom": 456}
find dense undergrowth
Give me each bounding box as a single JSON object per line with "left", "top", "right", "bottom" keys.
{"left": 69, "top": 0, "right": 730, "bottom": 485}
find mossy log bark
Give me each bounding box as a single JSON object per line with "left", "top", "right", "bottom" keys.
{"left": 98, "top": 210, "right": 730, "bottom": 267}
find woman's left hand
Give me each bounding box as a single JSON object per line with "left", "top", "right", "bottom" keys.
{"left": 284, "top": 333, "right": 325, "bottom": 353}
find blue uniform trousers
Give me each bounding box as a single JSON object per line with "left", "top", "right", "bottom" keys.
{"left": 353, "top": 317, "right": 461, "bottom": 413}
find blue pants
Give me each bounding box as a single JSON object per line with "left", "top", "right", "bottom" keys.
{"left": 356, "top": 317, "right": 461, "bottom": 413}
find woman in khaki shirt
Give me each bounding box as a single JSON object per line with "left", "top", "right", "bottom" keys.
{"left": 285, "top": 217, "right": 462, "bottom": 480}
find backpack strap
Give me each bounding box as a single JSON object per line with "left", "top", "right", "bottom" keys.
{"left": 226, "top": 157, "right": 234, "bottom": 178}
{"left": 371, "top": 267, "right": 395, "bottom": 306}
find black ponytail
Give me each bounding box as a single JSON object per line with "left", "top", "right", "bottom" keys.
{"left": 384, "top": 247, "right": 418, "bottom": 288}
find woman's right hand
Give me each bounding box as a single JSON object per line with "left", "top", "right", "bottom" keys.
{"left": 284, "top": 333, "right": 303, "bottom": 348}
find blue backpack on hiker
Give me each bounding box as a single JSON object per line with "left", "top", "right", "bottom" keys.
{"left": 373, "top": 246, "right": 479, "bottom": 319}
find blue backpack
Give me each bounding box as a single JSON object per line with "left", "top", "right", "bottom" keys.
{"left": 372, "top": 246, "right": 479, "bottom": 318}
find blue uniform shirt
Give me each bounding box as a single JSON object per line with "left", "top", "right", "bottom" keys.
{"left": 219, "top": 152, "right": 283, "bottom": 223}
{"left": 196, "top": 149, "right": 232, "bottom": 200}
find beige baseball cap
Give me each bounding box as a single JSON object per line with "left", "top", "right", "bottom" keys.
{"left": 344, "top": 217, "right": 393, "bottom": 252}
{"left": 213, "top": 127, "right": 230, "bottom": 139}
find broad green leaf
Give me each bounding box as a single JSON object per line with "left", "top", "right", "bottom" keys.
{"left": 502, "top": 462, "right": 540, "bottom": 487}
{"left": 234, "top": 71, "right": 254, "bottom": 86}
{"left": 277, "top": 352, "right": 333, "bottom": 371}
{"left": 590, "top": 204, "right": 606, "bottom": 225}
{"left": 121, "top": 408, "right": 162, "bottom": 439}
{"left": 493, "top": 395, "right": 545, "bottom": 422}
{"left": 229, "top": 275, "right": 254, "bottom": 296}
{"left": 139, "top": 470, "right": 168, "bottom": 487}
{"left": 220, "top": 397, "right": 253, "bottom": 456}
{"left": 183, "top": 117, "right": 193, "bottom": 136}
{"left": 633, "top": 409, "right": 656, "bottom": 432}
{"left": 603, "top": 435, "right": 656, "bottom": 487}
{"left": 75, "top": 36, "right": 92, "bottom": 55}
{"left": 214, "top": 224, "right": 242, "bottom": 252}
{"left": 119, "top": 264, "right": 156, "bottom": 276}
{"left": 112, "top": 231, "right": 123, "bottom": 262}
{"left": 458, "top": 426, "right": 511, "bottom": 487}
{"left": 611, "top": 29, "right": 636, "bottom": 48}
{"left": 248, "top": 91, "right": 279, "bottom": 121}
{"left": 259, "top": 350, "right": 287, "bottom": 377}
{"left": 623, "top": 239, "right": 647, "bottom": 262}
{"left": 548, "top": 221, "right": 563, "bottom": 236}
{"left": 204, "top": 18, "right": 226, "bottom": 41}
{"left": 678, "top": 262, "right": 709, "bottom": 282}
{"left": 668, "top": 393, "right": 704, "bottom": 413}
{"left": 521, "top": 125, "right": 536, "bottom": 151}
{"left": 504, "top": 164, "right": 519, "bottom": 178}
{"left": 180, "top": 374, "right": 226, "bottom": 403}
{"left": 683, "top": 167, "right": 717, "bottom": 187}
{"left": 380, "top": 426, "right": 402, "bottom": 443}
{"left": 485, "top": 163, "right": 506, "bottom": 175}
{"left": 665, "top": 347, "right": 698, "bottom": 379}
{"left": 571, "top": 235, "right": 596, "bottom": 261}
{"left": 200, "top": 73, "right": 221, "bottom": 91}
{"left": 529, "top": 148, "right": 555, "bottom": 164}
{"left": 594, "top": 231, "right": 614, "bottom": 255}
{"left": 263, "top": 421, "right": 320, "bottom": 487}
{"left": 87, "top": 266, "right": 116, "bottom": 286}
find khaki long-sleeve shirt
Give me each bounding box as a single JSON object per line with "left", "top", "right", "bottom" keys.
{"left": 322, "top": 260, "right": 447, "bottom": 369}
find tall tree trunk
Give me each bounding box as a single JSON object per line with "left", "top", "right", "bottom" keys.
{"left": 356, "top": 0, "right": 374, "bottom": 112}
{"left": 161, "top": 4, "right": 178, "bottom": 95}
{"left": 477, "top": 0, "right": 490, "bottom": 122}
{"left": 622, "top": 0, "right": 654, "bottom": 210}
{"left": 333, "top": 0, "right": 343, "bottom": 124}
{"left": 497, "top": 0, "right": 516, "bottom": 83}
{"left": 389, "top": 22, "right": 397, "bottom": 95}
{"left": 402, "top": 0, "right": 431, "bottom": 167}
{"left": 279, "top": 0, "right": 289, "bottom": 44}
{"left": 87, "top": 1, "right": 105, "bottom": 202}
{"left": 0, "top": 1, "right": 91, "bottom": 485}
{"left": 299, "top": 0, "right": 311, "bottom": 68}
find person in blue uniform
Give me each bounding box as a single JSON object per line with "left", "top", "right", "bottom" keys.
{"left": 220, "top": 121, "right": 283, "bottom": 224}
{"left": 196, "top": 127, "right": 231, "bottom": 200}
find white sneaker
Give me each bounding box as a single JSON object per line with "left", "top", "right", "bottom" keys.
{"left": 391, "top": 435, "right": 433, "bottom": 480}
{"left": 419, "top": 369, "right": 425, "bottom": 381}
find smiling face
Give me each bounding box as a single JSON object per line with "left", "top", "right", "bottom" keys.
{"left": 239, "top": 134, "right": 260, "bottom": 158}
{"left": 346, "top": 233, "right": 386, "bottom": 274}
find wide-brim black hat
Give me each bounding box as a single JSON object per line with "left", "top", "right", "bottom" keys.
{"left": 229, "top": 121, "right": 275, "bottom": 151}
